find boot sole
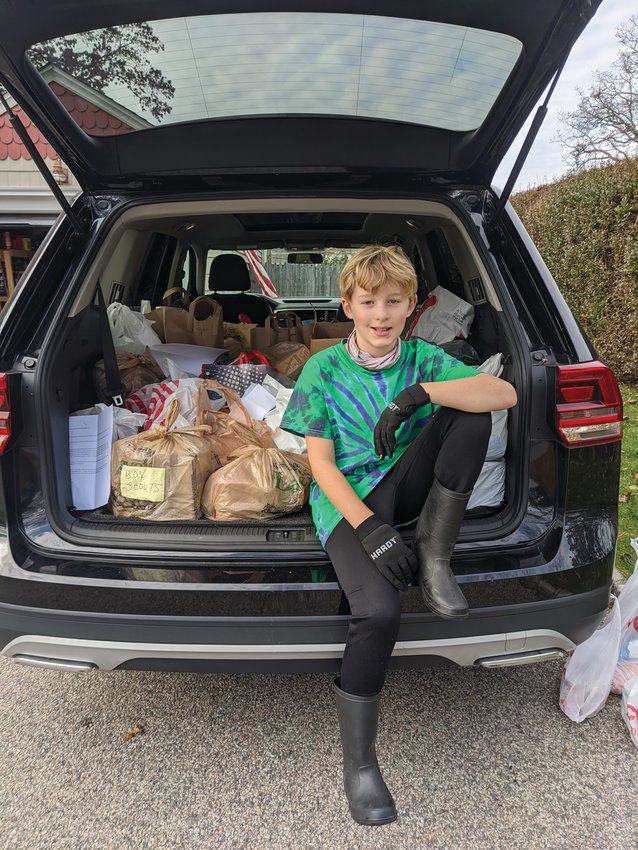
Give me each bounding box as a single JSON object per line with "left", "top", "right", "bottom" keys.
{"left": 350, "top": 808, "right": 398, "bottom": 826}
{"left": 421, "top": 586, "right": 469, "bottom": 620}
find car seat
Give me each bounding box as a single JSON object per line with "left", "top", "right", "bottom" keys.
{"left": 208, "top": 254, "right": 273, "bottom": 324}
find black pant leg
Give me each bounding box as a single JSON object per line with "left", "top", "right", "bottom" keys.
{"left": 325, "top": 519, "right": 401, "bottom": 697}
{"left": 325, "top": 407, "right": 492, "bottom": 696}
{"left": 368, "top": 406, "right": 492, "bottom": 524}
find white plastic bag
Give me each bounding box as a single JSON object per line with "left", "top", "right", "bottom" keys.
{"left": 621, "top": 675, "right": 638, "bottom": 748}
{"left": 618, "top": 538, "right": 638, "bottom": 633}
{"left": 478, "top": 352, "right": 504, "bottom": 377}
{"left": 263, "top": 374, "right": 307, "bottom": 454}
{"left": 466, "top": 459, "right": 505, "bottom": 510}
{"left": 146, "top": 379, "right": 203, "bottom": 431}
{"left": 112, "top": 407, "right": 147, "bottom": 441}
{"left": 611, "top": 537, "right": 638, "bottom": 693}
{"left": 107, "top": 303, "right": 162, "bottom": 354}
{"left": 408, "top": 286, "right": 474, "bottom": 345}
{"left": 559, "top": 595, "right": 622, "bottom": 722}
{"left": 72, "top": 402, "right": 147, "bottom": 442}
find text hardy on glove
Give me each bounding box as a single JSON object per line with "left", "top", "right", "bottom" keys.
{"left": 373, "top": 383, "right": 431, "bottom": 460}
{"left": 355, "top": 514, "right": 416, "bottom": 591}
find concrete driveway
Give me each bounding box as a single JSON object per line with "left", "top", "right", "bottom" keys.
{"left": 0, "top": 655, "right": 634, "bottom": 850}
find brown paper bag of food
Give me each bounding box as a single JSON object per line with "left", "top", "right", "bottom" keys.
{"left": 145, "top": 297, "right": 224, "bottom": 347}
{"left": 94, "top": 348, "right": 164, "bottom": 403}
{"left": 144, "top": 305, "right": 191, "bottom": 345}
{"left": 223, "top": 321, "right": 257, "bottom": 352}
{"left": 251, "top": 312, "right": 312, "bottom": 350}
{"left": 110, "top": 399, "right": 218, "bottom": 521}
{"left": 195, "top": 382, "right": 274, "bottom": 465}
{"left": 265, "top": 342, "right": 310, "bottom": 379}
{"left": 309, "top": 338, "right": 343, "bottom": 355}
{"left": 312, "top": 319, "right": 354, "bottom": 340}
{"left": 202, "top": 434, "right": 312, "bottom": 520}
{"left": 189, "top": 296, "right": 224, "bottom": 348}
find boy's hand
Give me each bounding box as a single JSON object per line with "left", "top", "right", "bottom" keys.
{"left": 355, "top": 515, "right": 416, "bottom": 591}
{"left": 374, "top": 384, "right": 431, "bottom": 459}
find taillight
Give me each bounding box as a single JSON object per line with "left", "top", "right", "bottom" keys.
{"left": 556, "top": 361, "right": 623, "bottom": 447}
{"left": 0, "top": 373, "right": 10, "bottom": 454}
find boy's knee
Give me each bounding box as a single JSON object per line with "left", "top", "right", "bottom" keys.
{"left": 452, "top": 408, "right": 492, "bottom": 438}
{"left": 351, "top": 596, "right": 401, "bottom": 640}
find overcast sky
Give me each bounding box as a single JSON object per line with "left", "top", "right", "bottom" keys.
{"left": 494, "top": 0, "right": 635, "bottom": 192}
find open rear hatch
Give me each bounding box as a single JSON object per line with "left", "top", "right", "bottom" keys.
{"left": 0, "top": 0, "right": 597, "bottom": 568}
{"left": 24, "top": 194, "right": 525, "bottom": 558}
{"left": 0, "top": 0, "right": 602, "bottom": 191}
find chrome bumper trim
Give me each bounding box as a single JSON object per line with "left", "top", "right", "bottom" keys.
{"left": 3, "top": 630, "right": 575, "bottom": 672}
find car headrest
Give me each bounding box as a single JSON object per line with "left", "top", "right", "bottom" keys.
{"left": 208, "top": 254, "right": 251, "bottom": 292}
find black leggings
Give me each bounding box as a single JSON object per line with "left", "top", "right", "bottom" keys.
{"left": 324, "top": 406, "right": 492, "bottom": 697}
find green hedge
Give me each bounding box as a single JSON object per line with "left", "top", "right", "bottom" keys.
{"left": 512, "top": 159, "right": 638, "bottom": 382}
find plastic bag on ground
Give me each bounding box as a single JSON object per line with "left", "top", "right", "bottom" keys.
{"left": 618, "top": 538, "right": 638, "bottom": 634}
{"left": 621, "top": 675, "right": 638, "bottom": 748}
{"left": 107, "top": 303, "right": 162, "bottom": 354}
{"left": 559, "top": 594, "right": 622, "bottom": 722}
{"left": 202, "top": 423, "right": 312, "bottom": 520}
{"left": 611, "top": 538, "right": 638, "bottom": 693}
{"left": 110, "top": 399, "right": 217, "bottom": 521}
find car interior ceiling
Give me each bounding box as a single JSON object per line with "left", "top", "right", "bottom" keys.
{"left": 87, "top": 212, "right": 496, "bottom": 300}
{"left": 58, "top": 207, "right": 513, "bottom": 409}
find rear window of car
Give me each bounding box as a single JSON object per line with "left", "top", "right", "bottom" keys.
{"left": 206, "top": 249, "right": 357, "bottom": 299}
{"left": 27, "top": 12, "right": 522, "bottom": 136}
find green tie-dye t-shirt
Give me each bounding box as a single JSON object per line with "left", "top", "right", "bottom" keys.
{"left": 280, "top": 338, "right": 481, "bottom": 546}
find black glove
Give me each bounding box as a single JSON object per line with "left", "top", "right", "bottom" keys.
{"left": 373, "top": 383, "right": 431, "bottom": 460}
{"left": 355, "top": 514, "right": 416, "bottom": 591}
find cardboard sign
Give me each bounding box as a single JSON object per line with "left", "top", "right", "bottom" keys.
{"left": 120, "top": 465, "right": 166, "bottom": 502}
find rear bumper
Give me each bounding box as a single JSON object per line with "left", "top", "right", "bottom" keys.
{"left": 0, "top": 585, "right": 608, "bottom": 672}
{"left": 6, "top": 630, "right": 573, "bottom": 673}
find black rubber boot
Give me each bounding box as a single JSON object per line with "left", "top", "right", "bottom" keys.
{"left": 333, "top": 677, "right": 397, "bottom": 826}
{"left": 414, "top": 476, "right": 471, "bottom": 620}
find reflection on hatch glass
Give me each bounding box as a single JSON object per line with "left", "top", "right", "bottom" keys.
{"left": 27, "top": 13, "right": 521, "bottom": 136}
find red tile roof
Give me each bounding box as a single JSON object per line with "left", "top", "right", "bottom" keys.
{"left": 0, "top": 81, "right": 133, "bottom": 161}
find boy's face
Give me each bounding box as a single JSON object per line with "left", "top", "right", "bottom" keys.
{"left": 341, "top": 283, "right": 417, "bottom": 357}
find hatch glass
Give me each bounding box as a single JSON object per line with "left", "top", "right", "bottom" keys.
{"left": 27, "top": 12, "right": 522, "bottom": 136}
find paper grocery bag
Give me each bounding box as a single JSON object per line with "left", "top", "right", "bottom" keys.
{"left": 145, "top": 306, "right": 191, "bottom": 344}
{"left": 312, "top": 319, "right": 354, "bottom": 340}
{"left": 310, "top": 338, "right": 343, "bottom": 355}
{"left": 223, "top": 321, "right": 256, "bottom": 351}
{"left": 251, "top": 312, "right": 311, "bottom": 350}
{"left": 265, "top": 342, "right": 310, "bottom": 378}
{"left": 145, "top": 297, "right": 224, "bottom": 347}
{"left": 188, "top": 296, "right": 224, "bottom": 348}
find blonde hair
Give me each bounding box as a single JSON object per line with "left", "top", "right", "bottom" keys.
{"left": 340, "top": 245, "right": 417, "bottom": 301}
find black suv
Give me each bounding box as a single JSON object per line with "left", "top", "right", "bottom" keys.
{"left": 0, "top": 1, "right": 623, "bottom": 674}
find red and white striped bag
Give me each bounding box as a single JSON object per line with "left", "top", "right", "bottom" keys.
{"left": 124, "top": 383, "right": 160, "bottom": 415}
{"left": 144, "top": 379, "right": 205, "bottom": 431}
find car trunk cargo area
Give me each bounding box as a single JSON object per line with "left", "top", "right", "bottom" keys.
{"left": 26, "top": 195, "right": 529, "bottom": 569}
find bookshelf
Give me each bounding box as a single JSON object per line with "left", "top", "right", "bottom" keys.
{"left": 0, "top": 249, "right": 34, "bottom": 303}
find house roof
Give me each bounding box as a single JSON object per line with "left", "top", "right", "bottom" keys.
{"left": 0, "top": 64, "right": 150, "bottom": 161}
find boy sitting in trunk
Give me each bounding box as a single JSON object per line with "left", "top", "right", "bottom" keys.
{"left": 281, "top": 245, "right": 517, "bottom": 826}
